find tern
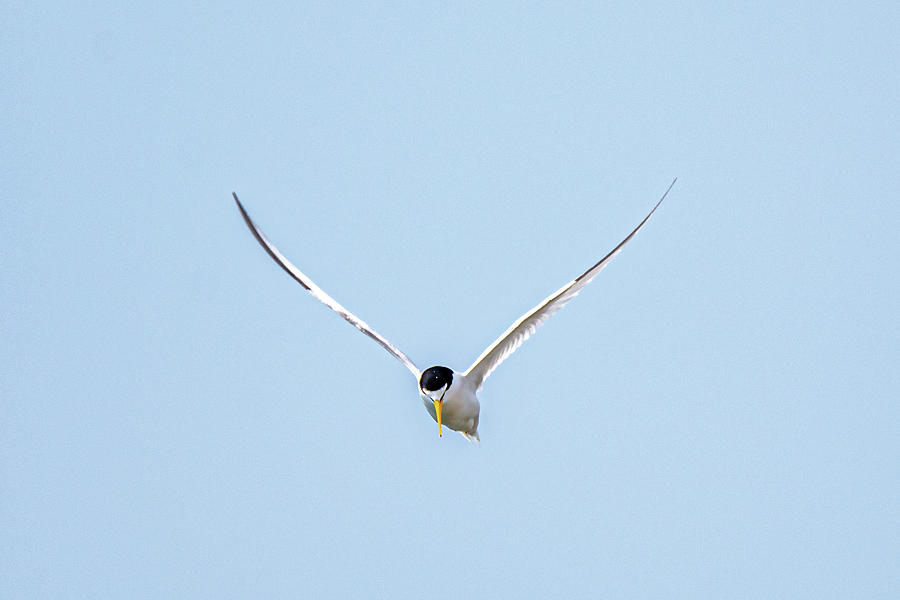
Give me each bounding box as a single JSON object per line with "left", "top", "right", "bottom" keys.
{"left": 233, "top": 180, "right": 675, "bottom": 441}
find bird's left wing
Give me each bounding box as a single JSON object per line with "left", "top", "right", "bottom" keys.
{"left": 233, "top": 193, "right": 421, "bottom": 380}
{"left": 463, "top": 179, "right": 675, "bottom": 391}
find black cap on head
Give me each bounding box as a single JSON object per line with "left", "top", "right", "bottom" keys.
{"left": 420, "top": 366, "right": 453, "bottom": 392}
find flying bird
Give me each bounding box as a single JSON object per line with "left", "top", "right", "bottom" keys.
{"left": 233, "top": 180, "right": 675, "bottom": 441}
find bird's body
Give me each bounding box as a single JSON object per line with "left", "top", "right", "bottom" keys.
{"left": 233, "top": 180, "right": 675, "bottom": 441}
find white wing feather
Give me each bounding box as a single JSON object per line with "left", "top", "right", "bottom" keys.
{"left": 233, "top": 193, "right": 420, "bottom": 380}
{"left": 464, "top": 180, "right": 676, "bottom": 390}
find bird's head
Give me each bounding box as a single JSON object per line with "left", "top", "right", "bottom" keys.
{"left": 419, "top": 366, "right": 453, "bottom": 437}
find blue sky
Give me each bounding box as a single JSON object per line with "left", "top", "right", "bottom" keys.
{"left": 3, "top": 2, "right": 898, "bottom": 598}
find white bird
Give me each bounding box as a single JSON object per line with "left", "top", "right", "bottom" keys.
{"left": 233, "top": 180, "right": 675, "bottom": 441}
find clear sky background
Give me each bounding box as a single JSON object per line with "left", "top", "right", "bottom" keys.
{"left": 3, "top": 2, "right": 898, "bottom": 598}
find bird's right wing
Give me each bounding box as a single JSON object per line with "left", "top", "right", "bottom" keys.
{"left": 464, "top": 179, "right": 675, "bottom": 391}
{"left": 233, "top": 193, "right": 421, "bottom": 380}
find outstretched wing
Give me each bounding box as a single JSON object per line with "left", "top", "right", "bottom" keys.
{"left": 464, "top": 179, "right": 676, "bottom": 391}
{"left": 233, "top": 193, "right": 420, "bottom": 379}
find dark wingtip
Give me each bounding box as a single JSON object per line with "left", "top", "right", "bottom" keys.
{"left": 660, "top": 177, "right": 677, "bottom": 203}
{"left": 232, "top": 192, "right": 252, "bottom": 224}
{"left": 648, "top": 178, "right": 677, "bottom": 213}
{"left": 231, "top": 191, "right": 258, "bottom": 235}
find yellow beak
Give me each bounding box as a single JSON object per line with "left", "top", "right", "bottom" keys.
{"left": 433, "top": 399, "right": 443, "bottom": 437}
